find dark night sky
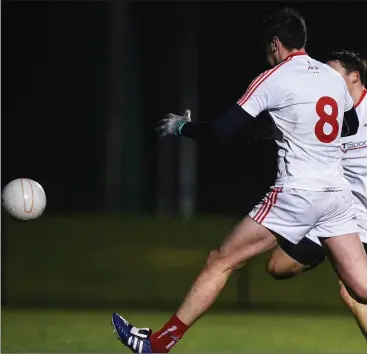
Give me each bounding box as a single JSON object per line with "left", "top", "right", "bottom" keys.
{"left": 2, "top": 1, "right": 366, "bottom": 214}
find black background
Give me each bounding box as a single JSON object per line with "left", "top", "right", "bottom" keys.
{"left": 2, "top": 1, "right": 366, "bottom": 215}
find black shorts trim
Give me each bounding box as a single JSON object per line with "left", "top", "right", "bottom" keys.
{"left": 279, "top": 237, "right": 326, "bottom": 268}
{"left": 279, "top": 238, "right": 367, "bottom": 268}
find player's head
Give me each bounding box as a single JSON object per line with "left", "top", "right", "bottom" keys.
{"left": 326, "top": 50, "right": 367, "bottom": 92}
{"left": 262, "top": 7, "right": 307, "bottom": 67}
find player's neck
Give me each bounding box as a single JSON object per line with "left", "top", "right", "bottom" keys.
{"left": 351, "top": 84, "right": 366, "bottom": 106}
{"left": 278, "top": 47, "right": 306, "bottom": 63}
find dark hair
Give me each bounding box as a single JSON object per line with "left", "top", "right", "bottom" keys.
{"left": 328, "top": 50, "right": 367, "bottom": 86}
{"left": 262, "top": 7, "right": 307, "bottom": 51}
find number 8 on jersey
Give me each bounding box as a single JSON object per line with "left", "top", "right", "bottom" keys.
{"left": 315, "top": 96, "right": 339, "bottom": 143}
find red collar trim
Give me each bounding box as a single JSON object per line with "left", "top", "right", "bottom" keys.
{"left": 286, "top": 51, "right": 307, "bottom": 59}
{"left": 355, "top": 88, "right": 367, "bottom": 108}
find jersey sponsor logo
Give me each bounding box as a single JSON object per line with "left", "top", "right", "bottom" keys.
{"left": 308, "top": 64, "right": 319, "bottom": 73}
{"left": 341, "top": 140, "right": 367, "bottom": 153}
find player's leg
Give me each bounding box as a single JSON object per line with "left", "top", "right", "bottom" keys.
{"left": 315, "top": 189, "right": 367, "bottom": 303}
{"left": 267, "top": 245, "right": 305, "bottom": 279}
{"left": 321, "top": 235, "right": 367, "bottom": 304}
{"left": 267, "top": 236, "right": 326, "bottom": 279}
{"left": 148, "top": 216, "right": 278, "bottom": 352}
{"left": 316, "top": 189, "right": 367, "bottom": 303}
{"left": 340, "top": 239, "right": 367, "bottom": 339}
{"left": 174, "top": 216, "right": 277, "bottom": 326}
{"left": 112, "top": 216, "right": 277, "bottom": 353}
{"left": 268, "top": 243, "right": 367, "bottom": 340}
{"left": 336, "top": 226, "right": 367, "bottom": 339}
{"left": 172, "top": 188, "right": 313, "bottom": 330}
{"left": 268, "top": 215, "right": 367, "bottom": 339}
{"left": 339, "top": 277, "right": 367, "bottom": 340}
{"left": 268, "top": 242, "right": 367, "bottom": 340}
{"left": 111, "top": 187, "right": 314, "bottom": 353}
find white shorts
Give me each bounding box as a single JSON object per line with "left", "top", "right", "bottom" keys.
{"left": 359, "top": 225, "right": 367, "bottom": 244}
{"left": 249, "top": 187, "right": 359, "bottom": 245}
{"left": 306, "top": 224, "right": 367, "bottom": 246}
{"left": 306, "top": 216, "right": 367, "bottom": 246}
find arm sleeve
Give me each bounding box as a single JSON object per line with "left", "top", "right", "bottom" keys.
{"left": 179, "top": 104, "right": 254, "bottom": 141}
{"left": 179, "top": 70, "right": 282, "bottom": 142}
{"left": 341, "top": 106, "right": 359, "bottom": 137}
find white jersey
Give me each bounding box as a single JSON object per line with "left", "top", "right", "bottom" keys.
{"left": 341, "top": 88, "right": 367, "bottom": 234}
{"left": 237, "top": 52, "right": 353, "bottom": 191}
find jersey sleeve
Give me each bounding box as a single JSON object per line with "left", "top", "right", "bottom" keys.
{"left": 237, "top": 70, "right": 283, "bottom": 117}
{"left": 342, "top": 80, "right": 354, "bottom": 112}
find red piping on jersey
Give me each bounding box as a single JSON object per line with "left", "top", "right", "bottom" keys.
{"left": 240, "top": 71, "right": 268, "bottom": 102}
{"left": 237, "top": 57, "right": 293, "bottom": 106}
{"left": 355, "top": 88, "right": 367, "bottom": 108}
{"left": 284, "top": 51, "right": 307, "bottom": 59}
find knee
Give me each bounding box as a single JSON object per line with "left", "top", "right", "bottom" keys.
{"left": 266, "top": 258, "right": 289, "bottom": 280}
{"left": 339, "top": 281, "right": 355, "bottom": 309}
{"left": 267, "top": 257, "right": 300, "bottom": 280}
{"left": 206, "top": 249, "right": 221, "bottom": 267}
{"left": 342, "top": 281, "right": 367, "bottom": 305}
{"left": 351, "top": 287, "right": 367, "bottom": 305}
{"left": 205, "top": 249, "right": 238, "bottom": 275}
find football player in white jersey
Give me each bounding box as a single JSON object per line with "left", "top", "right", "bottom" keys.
{"left": 267, "top": 49, "right": 367, "bottom": 338}
{"left": 111, "top": 9, "right": 367, "bottom": 353}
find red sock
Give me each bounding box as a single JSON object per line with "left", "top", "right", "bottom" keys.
{"left": 150, "top": 315, "right": 189, "bottom": 353}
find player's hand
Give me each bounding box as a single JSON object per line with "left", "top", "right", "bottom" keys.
{"left": 156, "top": 109, "right": 191, "bottom": 136}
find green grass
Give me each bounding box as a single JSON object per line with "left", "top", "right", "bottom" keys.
{"left": 1, "top": 309, "right": 366, "bottom": 353}
{"left": 3, "top": 215, "right": 348, "bottom": 310}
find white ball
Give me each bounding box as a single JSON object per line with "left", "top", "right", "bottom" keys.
{"left": 2, "top": 178, "right": 47, "bottom": 220}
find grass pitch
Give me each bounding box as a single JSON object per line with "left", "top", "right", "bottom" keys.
{"left": 1, "top": 309, "right": 366, "bottom": 353}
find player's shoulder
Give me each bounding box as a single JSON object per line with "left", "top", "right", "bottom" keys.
{"left": 249, "top": 55, "right": 294, "bottom": 88}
